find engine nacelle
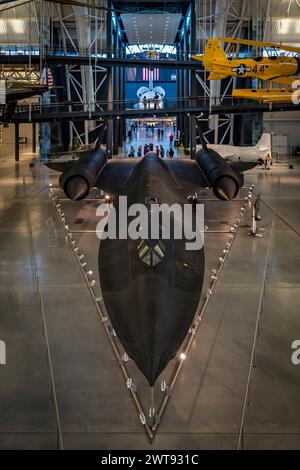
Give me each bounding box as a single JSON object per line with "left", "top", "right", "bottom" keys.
{"left": 59, "top": 149, "right": 107, "bottom": 200}
{"left": 196, "top": 148, "right": 241, "bottom": 200}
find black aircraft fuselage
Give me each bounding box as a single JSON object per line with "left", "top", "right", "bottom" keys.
{"left": 98, "top": 153, "right": 204, "bottom": 386}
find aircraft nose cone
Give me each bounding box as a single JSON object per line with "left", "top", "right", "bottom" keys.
{"left": 213, "top": 176, "right": 237, "bottom": 201}
{"left": 65, "top": 176, "right": 89, "bottom": 200}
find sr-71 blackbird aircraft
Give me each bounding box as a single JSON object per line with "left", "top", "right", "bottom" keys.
{"left": 47, "top": 128, "right": 256, "bottom": 385}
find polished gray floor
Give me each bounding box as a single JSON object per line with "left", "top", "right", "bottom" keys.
{"left": 0, "top": 145, "right": 299, "bottom": 449}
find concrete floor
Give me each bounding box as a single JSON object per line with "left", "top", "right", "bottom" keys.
{"left": 0, "top": 143, "right": 300, "bottom": 450}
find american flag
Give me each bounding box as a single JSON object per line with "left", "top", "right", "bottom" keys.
{"left": 41, "top": 67, "right": 54, "bottom": 87}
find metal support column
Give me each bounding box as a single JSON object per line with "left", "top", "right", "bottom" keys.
{"left": 176, "top": 44, "right": 184, "bottom": 145}
{"left": 113, "top": 33, "right": 120, "bottom": 155}
{"left": 15, "top": 123, "right": 19, "bottom": 162}
{"left": 32, "top": 123, "right": 37, "bottom": 154}
{"left": 106, "top": 0, "right": 113, "bottom": 158}
{"left": 74, "top": 5, "right": 95, "bottom": 145}
{"left": 190, "top": 116, "right": 197, "bottom": 160}
{"left": 189, "top": 0, "right": 197, "bottom": 158}
{"left": 211, "top": 0, "right": 228, "bottom": 144}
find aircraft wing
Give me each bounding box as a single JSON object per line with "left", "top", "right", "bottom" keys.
{"left": 95, "top": 158, "right": 141, "bottom": 193}
{"left": 45, "top": 159, "right": 78, "bottom": 173}
{"left": 192, "top": 54, "right": 204, "bottom": 62}
{"left": 229, "top": 161, "right": 257, "bottom": 172}
{"left": 208, "top": 73, "right": 228, "bottom": 80}
{"left": 46, "top": 157, "right": 139, "bottom": 194}
{"left": 270, "top": 77, "right": 296, "bottom": 86}
{"left": 163, "top": 159, "right": 208, "bottom": 190}
{"left": 220, "top": 37, "right": 300, "bottom": 54}
{"left": 196, "top": 144, "right": 234, "bottom": 159}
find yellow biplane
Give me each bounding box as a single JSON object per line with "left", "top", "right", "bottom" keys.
{"left": 192, "top": 38, "right": 300, "bottom": 102}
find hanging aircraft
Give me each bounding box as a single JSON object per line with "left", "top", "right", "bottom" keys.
{"left": 46, "top": 126, "right": 257, "bottom": 386}
{"left": 2, "top": 80, "right": 49, "bottom": 102}
{"left": 0, "top": 79, "right": 51, "bottom": 125}
{"left": 197, "top": 133, "right": 271, "bottom": 164}
{"left": 192, "top": 38, "right": 300, "bottom": 102}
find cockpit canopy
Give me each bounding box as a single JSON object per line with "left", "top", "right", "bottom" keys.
{"left": 137, "top": 239, "right": 165, "bottom": 267}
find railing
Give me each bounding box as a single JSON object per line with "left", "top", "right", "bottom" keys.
{"left": 11, "top": 95, "right": 238, "bottom": 116}
{"left": 0, "top": 45, "right": 197, "bottom": 63}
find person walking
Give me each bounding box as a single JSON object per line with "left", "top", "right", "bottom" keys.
{"left": 160, "top": 145, "right": 165, "bottom": 158}
{"left": 161, "top": 128, "right": 164, "bottom": 138}
{"left": 169, "top": 132, "right": 174, "bottom": 147}
{"left": 128, "top": 146, "right": 135, "bottom": 157}
{"left": 168, "top": 147, "right": 174, "bottom": 158}
{"left": 144, "top": 144, "right": 148, "bottom": 156}
{"left": 128, "top": 129, "right": 132, "bottom": 142}
{"left": 157, "top": 128, "right": 161, "bottom": 139}
{"left": 156, "top": 145, "right": 160, "bottom": 156}
{"left": 137, "top": 145, "right": 142, "bottom": 157}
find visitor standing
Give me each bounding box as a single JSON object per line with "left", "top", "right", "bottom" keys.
{"left": 128, "top": 146, "right": 135, "bottom": 157}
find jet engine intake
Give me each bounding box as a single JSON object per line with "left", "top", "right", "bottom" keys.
{"left": 59, "top": 149, "right": 107, "bottom": 200}
{"left": 196, "top": 148, "right": 241, "bottom": 201}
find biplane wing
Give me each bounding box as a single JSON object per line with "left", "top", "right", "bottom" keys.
{"left": 220, "top": 37, "right": 300, "bottom": 54}
{"left": 208, "top": 73, "right": 228, "bottom": 80}
{"left": 232, "top": 88, "right": 296, "bottom": 103}
{"left": 270, "top": 77, "right": 296, "bottom": 86}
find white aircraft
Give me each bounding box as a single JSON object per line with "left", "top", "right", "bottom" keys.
{"left": 197, "top": 133, "right": 271, "bottom": 163}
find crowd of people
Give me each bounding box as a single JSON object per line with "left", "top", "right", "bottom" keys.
{"left": 127, "top": 121, "right": 176, "bottom": 143}
{"left": 128, "top": 143, "right": 175, "bottom": 158}
{"left": 126, "top": 121, "right": 177, "bottom": 158}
